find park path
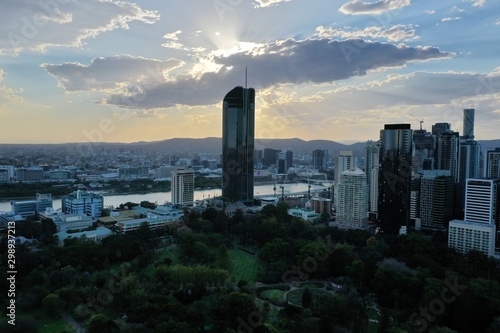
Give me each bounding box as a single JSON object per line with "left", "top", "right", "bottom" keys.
{"left": 63, "top": 313, "right": 87, "bottom": 333}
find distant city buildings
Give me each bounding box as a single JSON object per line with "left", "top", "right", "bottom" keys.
{"left": 222, "top": 86, "right": 255, "bottom": 204}
{"left": 171, "top": 167, "right": 194, "bottom": 207}
{"left": 484, "top": 148, "right": 500, "bottom": 179}
{"left": 418, "top": 170, "right": 454, "bottom": 230}
{"left": 334, "top": 150, "right": 357, "bottom": 207}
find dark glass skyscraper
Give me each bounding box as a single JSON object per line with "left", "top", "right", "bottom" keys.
{"left": 222, "top": 86, "right": 255, "bottom": 203}
{"left": 378, "top": 124, "right": 413, "bottom": 234}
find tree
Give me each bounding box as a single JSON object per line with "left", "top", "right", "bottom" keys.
{"left": 346, "top": 258, "right": 365, "bottom": 287}
{"left": 140, "top": 200, "right": 157, "bottom": 209}
{"left": 88, "top": 313, "right": 120, "bottom": 333}
{"left": 302, "top": 287, "right": 312, "bottom": 308}
{"left": 42, "top": 293, "right": 62, "bottom": 318}
{"left": 261, "top": 238, "right": 289, "bottom": 263}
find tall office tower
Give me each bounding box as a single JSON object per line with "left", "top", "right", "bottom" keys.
{"left": 464, "top": 179, "right": 500, "bottom": 226}
{"left": 277, "top": 152, "right": 286, "bottom": 174}
{"left": 222, "top": 86, "right": 255, "bottom": 203}
{"left": 365, "top": 141, "right": 380, "bottom": 220}
{"left": 378, "top": 124, "right": 413, "bottom": 233}
{"left": 436, "top": 130, "right": 460, "bottom": 182}
{"left": 312, "top": 149, "right": 326, "bottom": 171}
{"left": 336, "top": 168, "right": 369, "bottom": 230}
{"left": 462, "top": 108, "right": 475, "bottom": 140}
{"left": 285, "top": 149, "right": 293, "bottom": 171}
{"left": 410, "top": 175, "right": 421, "bottom": 224}
{"left": 448, "top": 178, "right": 499, "bottom": 257}
{"left": 419, "top": 170, "right": 454, "bottom": 230}
{"left": 334, "top": 151, "right": 358, "bottom": 206}
{"left": 171, "top": 167, "right": 194, "bottom": 207}
{"left": 263, "top": 148, "right": 280, "bottom": 167}
{"left": 432, "top": 122, "right": 451, "bottom": 138}
{"left": 62, "top": 190, "right": 103, "bottom": 218}
{"left": 254, "top": 150, "right": 264, "bottom": 169}
{"left": 413, "top": 129, "right": 435, "bottom": 171}
{"left": 484, "top": 148, "right": 500, "bottom": 179}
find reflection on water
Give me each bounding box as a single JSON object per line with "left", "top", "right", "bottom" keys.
{"left": 0, "top": 183, "right": 328, "bottom": 211}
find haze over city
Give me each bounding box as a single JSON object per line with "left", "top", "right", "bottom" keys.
{"left": 0, "top": 0, "right": 499, "bottom": 144}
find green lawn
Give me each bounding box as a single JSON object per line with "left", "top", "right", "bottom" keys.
{"left": 286, "top": 288, "right": 332, "bottom": 307}
{"left": 228, "top": 248, "right": 264, "bottom": 284}
{"left": 261, "top": 289, "right": 286, "bottom": 302}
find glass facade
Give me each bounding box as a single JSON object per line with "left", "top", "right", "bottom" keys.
{"left": 222, "top": 86, "right": 255, "bottom": 203}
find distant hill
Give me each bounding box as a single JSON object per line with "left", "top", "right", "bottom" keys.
{"left": 0, "top": 138, "right": 499, "bottom": 156}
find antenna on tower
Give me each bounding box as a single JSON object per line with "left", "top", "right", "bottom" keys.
{"left": 245, "top": 66, "right": 248, "bottom": 88}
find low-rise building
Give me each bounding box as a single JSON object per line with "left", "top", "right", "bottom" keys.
{"left": 117, "top": 210, "right": 184, "bottom": 233}
{"left": 11, "top": 193, "right": 53, "bottom": 218}
{"left": 40, "top": 209, "right": 93, "bottom": 233}
{"left": 288, "top": 207, "right": 321, "bottom": 222}
{"left": 448, "top": 219, "right": 496, "bottom": 257}
{"left": 55, "top": 226, "right": 113, "bottom": 246}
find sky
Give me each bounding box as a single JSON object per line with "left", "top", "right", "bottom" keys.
{"left": 0, "top": 0, "right": 499, "bottom": 144}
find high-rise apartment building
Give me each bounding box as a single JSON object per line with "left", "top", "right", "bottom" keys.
{"left": 484, "top": 148, "right": 500, "bottom": 179}
{"left": 222, "top": 86, "right": 255, "bottom": 203}
{"left": 378, "top": 124, "right": 413, "bottom": 233}
{"left": 171, "top": 167, "right": 194, "bottom": 207}
{"left": 334, "top": 150, "right": 358, "bottom": 206}
{"left": 336, "top": 168, "right": 369, "bottom": 230}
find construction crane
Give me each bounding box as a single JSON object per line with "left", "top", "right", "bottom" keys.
{"left": 410, "top": 114, "right": 424, "bottom": 130}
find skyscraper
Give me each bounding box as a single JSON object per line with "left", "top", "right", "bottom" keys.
{"left": 365, "top": 141, "right": 380, "bottom": 220}
{"left": 222, "top": 86, "right": 255, "bottom": 203}
{"left": 171, "top": 167, "right": 194, "bottom": 207}
{"left": 312, "top": 149, "right": 326, "bottom": 171}
{"left": 462, "top": 108, "right": 475, "bottom": 140}
{"left": 336, "top": 168, "right": 369, "bottom": 230}
{"left": 436, "top": 130, "right": 460, "bottom": 182}
{"left": 484, "top": 148, "right": 500, "bottom": 179}
{"left": 334, "top": 150, "right": 358, "bottom": 206}
{"left": 378, "top": 124, "right": 413, "bottom": 233}
{"left": 419, "top": 170, "right": 454, "bottom": 230}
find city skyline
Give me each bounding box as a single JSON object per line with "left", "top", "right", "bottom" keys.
{"left": 1, "top": 1, "right": 499, "bottom": 144}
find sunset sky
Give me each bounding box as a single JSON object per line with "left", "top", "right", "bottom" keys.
{"left": 0, "top": 0, "right": 499, "bottom": 144}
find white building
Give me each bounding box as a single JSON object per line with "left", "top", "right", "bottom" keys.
{"left": 55, "top": 226, "right": 112, "bottom": 246}
{"left": 336, "top": 168, "right": 368, "bottom": 230}
{"left": 448, "top": 220, "right": 496, "bottom": 257}
{"left": 11, "top": 193, "right": 53, "bottom": 218}
{"left": 464, "top": 179, "right": 499, "bottom": 225}
{"left": 40, "top": 209, "right": 93, "bottom": 233}
{"left": 288, "top": 207, "right": 321, "bottom": 222}
{"left": 62, "top": 190, "right": 104, "bottom": 218}
{"left": 334, "top": 151, "right": 358, "bottom": 206}
{"left": 117, "top": 210, "right": 184, "bottom": 233}
{"left": 171, "top": 167, "right": 194, "bottom": 206}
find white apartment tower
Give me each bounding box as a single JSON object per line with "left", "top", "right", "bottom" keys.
{"left": 334, "top": 150, "right": 358, "bottom": 206}
{"left": 171, "top": 167, "right": 194, "bottom": 207}
{"left": 336, "top": 168, "right": 369, "bottom": 230}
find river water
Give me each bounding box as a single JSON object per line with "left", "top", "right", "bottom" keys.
{"left": 0, "top": 183, "right": 327, "bottom": 212}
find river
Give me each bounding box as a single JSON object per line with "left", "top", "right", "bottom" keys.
{"left": 0, "top": 183, "right": 328, "bottom": 212}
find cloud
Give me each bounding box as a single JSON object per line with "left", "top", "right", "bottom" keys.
{"left": 0, "top": 69, "right": 25, "bottom": 106}
{"left": 441, "top": 17, "right": 462, "bottom": 22}
{"left": 339, "top": 0, "right": 411, "bottom": 15}
{"left": 253, "top": 0, "right": 291, "bottom": 8}
{"left": 41, "top": 55, "right": 183, "bottom": 92}
{"left": 472, "top": 0, "right": 486, "bottom": 7}
{"left": 103, "top": 37, "right": 450, "bottom": 109}
{"left": 0, "top": 0, "right": 159, "bottom": 56}
{"left": 315, "top": 24, "right": 419, "bottom": 42}
{"left": 425, "top": 10, "right": 435, "bottom": 14}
